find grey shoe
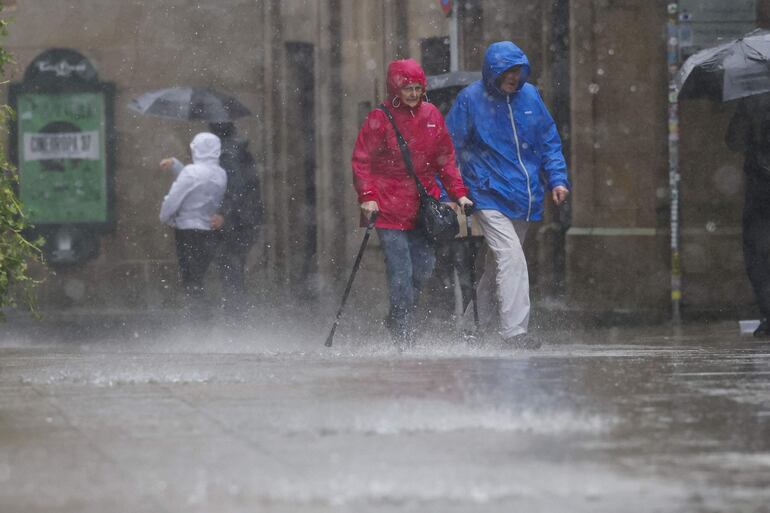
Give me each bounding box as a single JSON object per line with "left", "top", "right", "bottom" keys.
{"left": 754, "top": 318, "right": 770, "bottom": 339}
{"left": 504, "top": 333, "right": 542, "bottom": 350}
{"left": 385, "top": 316, "right": 415, "bottom": 348}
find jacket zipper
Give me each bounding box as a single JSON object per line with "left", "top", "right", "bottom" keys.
{"left": 507, "top": 95, "right": 532, "bottom": 221}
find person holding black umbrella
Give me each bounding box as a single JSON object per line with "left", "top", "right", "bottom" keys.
{"left": 161, "top": 123, "right": 263, "bottom": 316}
{"left": 727, "top": 93, "right": 770, "bottom": 338}
{"left": 207, "top": 122, "right": 263, "bottom": 316}
{"left": 674, "top": 29, "right": 770, "bottom": 336}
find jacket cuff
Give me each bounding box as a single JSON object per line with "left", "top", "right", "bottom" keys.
{"left": 449, "top": 186, "right": 469, "bottom": 201}
{"left": 359, "top": 190, "right": 377, "bottom": 203}
{"left": 170, "top": 158, "right": 184, "bottom": 177}
{"left": 549, "top": 181, "right": 569, "bottom": 190}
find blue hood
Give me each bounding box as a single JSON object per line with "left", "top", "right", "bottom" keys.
{"left": 446, "top": 41, "right": 569, "bottom": 222}
{"left": 482, "top": 41, "right": 531, "bottom": 95}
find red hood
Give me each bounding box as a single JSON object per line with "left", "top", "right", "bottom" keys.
{"left": 386, "top": 59, "right": 427, "bottom": 100}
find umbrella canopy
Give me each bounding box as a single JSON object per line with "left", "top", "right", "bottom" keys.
{"left": 676, "top": 29, "right": 770, "bottom": 102}
{"left": 426, "top": 70, "right": 481, "bottom": 91}
{"left": 426, "top": 71, "right": 481, "bottom": 116}
{"left": 128, "top": 87, "right": 251, "bottom": 122}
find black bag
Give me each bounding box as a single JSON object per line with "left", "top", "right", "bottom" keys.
{"left": 379, "top": 105, "right": 459, "bottom": 244}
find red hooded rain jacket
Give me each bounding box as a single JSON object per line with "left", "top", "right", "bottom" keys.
{"left": 351, "top": 59, "right": 468, "bottom": 230}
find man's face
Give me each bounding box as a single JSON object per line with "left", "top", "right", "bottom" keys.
{"left": 498, "top": 66, "right": 522, "bottom": 94}
{"left": 399, "top": 83, "right": 423, "bottom": 107}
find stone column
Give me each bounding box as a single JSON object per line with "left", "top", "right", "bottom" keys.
{"left": 565, "top": 0, "right": 670, "bottom": 315}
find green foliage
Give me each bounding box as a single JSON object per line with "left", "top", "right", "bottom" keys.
{"left": 0, "top": 8, "right": 44, "bottom": 319}
{"left": 0, "top": 6, "right": 7, "bottom": 76}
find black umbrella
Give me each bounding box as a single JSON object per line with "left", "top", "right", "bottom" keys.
{"left": 676, "top": 29, "right": 770, "bottom": 102}
{"left": 128, "top": 87, "right": 251, "bottom": 122}
{"left": 426, "top": 71, "right": 481, "bottom": 116}
{"left": 426, "top": 70, "right": 481, "bottom": 90}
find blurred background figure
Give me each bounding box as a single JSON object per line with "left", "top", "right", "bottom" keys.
{"left": 422, "top": 70, "right": 483, "bottom": 332}
{"left": 208, "top": 122, "right": 264, "bottom": 316}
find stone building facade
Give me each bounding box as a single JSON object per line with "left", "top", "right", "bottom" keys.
{"left": 1, "top": 0, "right": 767, "bottom": 320}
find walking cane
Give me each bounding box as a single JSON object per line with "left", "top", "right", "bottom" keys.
{"left": 465, "top": 205, "right": 480, "bottom": 331}
{"left": 324, "top": 212, "right": 379, "bottom": 347}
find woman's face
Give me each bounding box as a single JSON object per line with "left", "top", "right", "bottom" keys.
{"left": 399, "top": 83, "right": 423, "bottom": 107}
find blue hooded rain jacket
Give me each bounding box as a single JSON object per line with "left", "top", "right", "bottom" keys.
{"left": 446, "top": 41, "right": 569, "bottom": 221}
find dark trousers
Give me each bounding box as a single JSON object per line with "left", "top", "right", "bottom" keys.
{"left": 377, "top": 228, "right": 436, "bottom": 340}
{"left": 215, "top": 227, "right": 258, "bottom": 312}
{"left": 743, "top": 206, "right": 770, "bottom": 318}
{"left": 743, "top": 189, "right": 770, "bottom": 319}
{"left": 175, "top": 229, "right": 220, "bottom": 299}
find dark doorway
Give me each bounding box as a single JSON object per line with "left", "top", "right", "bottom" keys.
{"left": 550, "top": 0, "right": 571, "bottom": 295}
{"left": 285, "top": 42, "right": 317, "bottom": 297}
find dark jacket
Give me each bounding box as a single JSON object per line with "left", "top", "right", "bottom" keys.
{"left": 727, "top": 94, "right": 770, "bottom": 179}
{"left": 218, "top": 136, "right": 263, "bottom": 231}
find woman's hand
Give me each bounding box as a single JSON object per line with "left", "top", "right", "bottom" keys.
{"left": 159, "top": 158, "right": 174, "bottom": 172}
{"left": 210, "top": 214, "right": 225, "bottom": 230}
{"left": 360, "top": 200, "right": 379, "bottom": 220}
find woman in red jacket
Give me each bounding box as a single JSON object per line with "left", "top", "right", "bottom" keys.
{"left": 352, "top": 59, "right": 472, "bottom": 346}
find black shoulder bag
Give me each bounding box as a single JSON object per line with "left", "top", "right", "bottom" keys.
{"left": 379, "top": 105, "right": 459, "bottom": 244}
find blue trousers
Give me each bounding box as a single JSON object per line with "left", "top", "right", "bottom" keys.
{"left": 377, "top": 228, "right": 436, "bottom": 339}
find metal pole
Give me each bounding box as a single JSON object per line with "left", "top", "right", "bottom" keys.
{"left": 667, "top": 2, "right": 682, "bottom": 324}
{"left": 464, "top": 205, "right": 479, "bottom": 330}
{"left": 324, "top": 213, "right": 378, "bottom": 347}
{"left": 449, "top": 4, "right": 459, "bottom": 72}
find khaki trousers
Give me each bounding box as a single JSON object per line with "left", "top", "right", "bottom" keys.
{"left": 468, "top": 209, "right": 530, "bottom": 338}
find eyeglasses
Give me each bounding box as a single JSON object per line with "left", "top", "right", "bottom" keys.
{"left": 400, "top": 85, "right": 424, "bottom": 94}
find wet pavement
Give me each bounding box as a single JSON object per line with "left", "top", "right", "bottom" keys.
{"left": 1, "top": 313, "right": 769, "bottom": 513}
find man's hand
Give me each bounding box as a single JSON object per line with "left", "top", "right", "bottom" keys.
{"left": 552, "top": 186, "right": 569, "bottom": 206}
{"left": 210, "top": 214, "right": 225, "bottom": 230}
{"left": 445, "top": 196, "right": 473, "bottom": 213}
{"left": 360, "top": 200, "right": 379, "bottom": 220}
{"left": 159, "top": 158, "right": 174, "bottom": 172}
{"left": 457, "top": 196, "right": 473, "bottom": 209}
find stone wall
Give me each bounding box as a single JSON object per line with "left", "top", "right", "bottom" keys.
{"left": 2, "top": 0, "right": 763, "bottom": 319}
{"left": 566, "top": 0, "right": 758, "bottom": 318}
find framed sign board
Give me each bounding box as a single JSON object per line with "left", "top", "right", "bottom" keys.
{"left": 8, "top": 48, "right": 115, "bottom": 264}
{"left": 16, "top": 91, "right": 108, "bottom": 224}
{"left": 9, "top": 48, "right": 115, "bottom": 230}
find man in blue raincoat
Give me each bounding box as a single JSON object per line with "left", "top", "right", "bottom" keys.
{"left": 447, "top": 41, "right": 570, "bottom": 348}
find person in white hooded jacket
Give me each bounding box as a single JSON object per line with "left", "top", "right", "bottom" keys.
{"left": 159, "top": 132, "right": 227, "bottom": 305}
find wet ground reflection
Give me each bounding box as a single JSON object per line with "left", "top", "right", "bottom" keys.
{"left": 0, "top": 316, "right": 768, "bottom": 512}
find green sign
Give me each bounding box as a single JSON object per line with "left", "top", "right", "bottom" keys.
{"left": 17, "top": 92, "right": 107, "bottom": 224}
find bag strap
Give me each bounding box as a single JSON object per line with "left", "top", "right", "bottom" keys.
{"left": 379, "top": 105, "right": 429, "bottom": 198}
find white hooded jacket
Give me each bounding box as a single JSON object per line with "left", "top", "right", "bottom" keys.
{"left": 159, "top": 132, "right": 228, "bottom": 230}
